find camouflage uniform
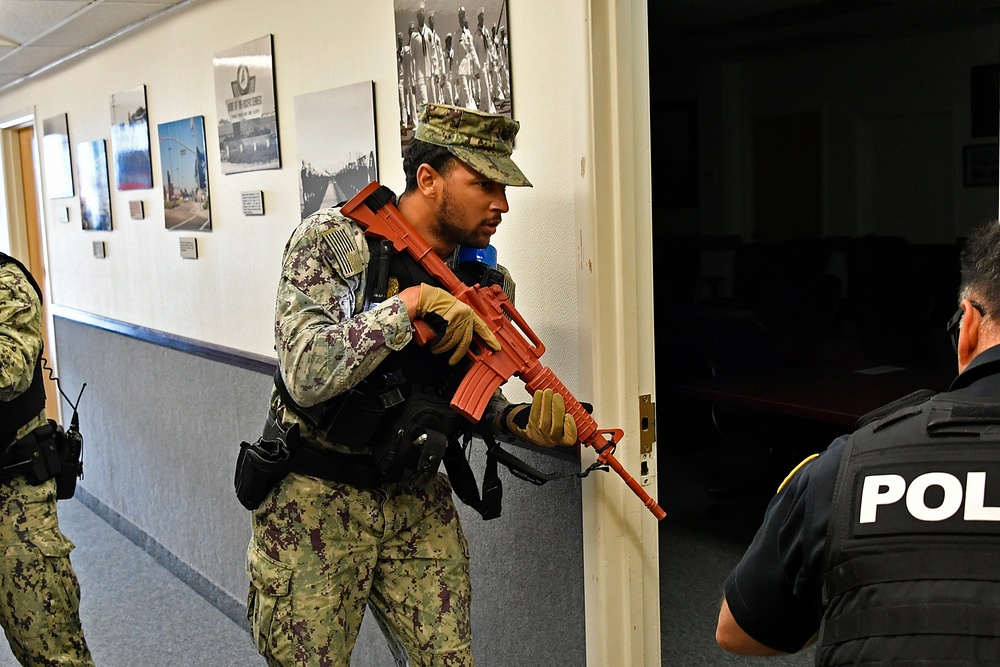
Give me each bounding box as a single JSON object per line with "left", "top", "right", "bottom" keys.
{"left": 247, "top": 104, "right": 531, "bottom": 667}
{"left": 0, "top": 259, "right": 93, "bottom": 667}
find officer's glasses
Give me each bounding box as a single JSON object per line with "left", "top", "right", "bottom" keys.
{"left": 947, "top": 300, "right": 986, "bottom": 352}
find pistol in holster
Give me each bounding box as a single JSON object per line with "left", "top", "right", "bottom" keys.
{"left": 234, "top": 418, "right": 293, "bottom": 511}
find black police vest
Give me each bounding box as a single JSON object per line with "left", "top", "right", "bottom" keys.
{"left": 0, "top": 253, "right": 45, "bottom": 447}
{"left": 820, "top": 394, "right": 1000, "bottom": 666}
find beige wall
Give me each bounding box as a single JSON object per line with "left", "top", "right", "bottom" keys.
{"left": 0, "top": 0, "right": 585, "bottom": 398}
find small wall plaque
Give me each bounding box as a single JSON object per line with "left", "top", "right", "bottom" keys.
{"left": 241, "top": 190, "right": 265, "bottom": 216}
{"left": 179, "top": 237, "right": 198, "bottom": 259}
{"left": 57, "top": 207, "right": 69, "bottom": 223}
{"left": 129, "top": 200, "right": 145, "bottom": 220}
{"left": 92, "top": 241, "right": 106, "bottom": 259}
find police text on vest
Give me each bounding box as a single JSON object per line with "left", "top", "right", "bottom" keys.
{"left": 860, "top": 472, "right": 1000, "bottom": 523}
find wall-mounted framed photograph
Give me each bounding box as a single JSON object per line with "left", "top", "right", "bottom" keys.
{"left": 213, "top": 34, "right": 280, "bottom": 174}
{"left": 158, "top": 116, "right": 211, "bottom": 231}
{"left": 394, "top": 0, "right": 512, "bottom": 154}
{"left": 963, "top": 144, "right": 998, "bottom": 187}
{"left": 77, "top": 139, "right": 112, "bottom": 231}
{"left": 42, "top": 113, "right": 74, "bottom": 199}
{"left": 110, "top": 85, "right": 154, "bottom": 191}
{"left": 294, "top": 81, "right": 378, "bottom": 219}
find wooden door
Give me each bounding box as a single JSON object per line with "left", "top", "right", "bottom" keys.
{"left": 17, "top": 126, "right": 59, "bottom": 420}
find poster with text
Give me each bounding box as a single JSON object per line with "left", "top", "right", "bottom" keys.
{"left": 158, "top": 116, "right": 211, "bottom": 231}
{"left": 394, "top": 0, "right": 511, "bottom": 154}
{"left": 110, "top": 85, "right": 154, "bottom": 190}
{"left": 213, "top": 34, "right": 280, "bottom": 174}
{"left": 77, "top": 140, "right": 112, "bottom": 231}
{"left": 42, "top": 114, "right": 74, "bottom": 199}
{"left": 294, "top": 81, "right": 378, "bottom": 219}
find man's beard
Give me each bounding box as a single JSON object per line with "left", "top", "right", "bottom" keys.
{"left": 433, "top": 187, "right": 493, "bottom": 249}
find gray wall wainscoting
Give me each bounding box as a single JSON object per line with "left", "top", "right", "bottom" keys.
{"left": 52, "top": 316, "right": 586, "bottom": 667}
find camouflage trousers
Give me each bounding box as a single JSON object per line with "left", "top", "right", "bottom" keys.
{"left": 0, "top": 476, "right": 93, "bottom": 667}
{"left": 247, "top": 471, "right": 474, "bottom": 667}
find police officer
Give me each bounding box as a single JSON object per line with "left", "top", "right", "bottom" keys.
{"left": 0, "top": 253, "right": 93, "bottom": 666}
{"left": 716, "top": 220, "right": 1000, "bottom": 665}
{"left": 246, "top": 104, "right": 577, "bottom": 667}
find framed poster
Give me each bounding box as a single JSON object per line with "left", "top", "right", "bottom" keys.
{"left": 158, "top": 116, "right": 211, "bottom": 231}
{"left": 213, "top": 34, "right": 281, "bottom": 174}
{"left": 394, "top": 0, "right": 511, "bottom": 153}
{"left": 42, "top": 113, "right": 74, "bottom": 199}
{"left": 294, "top": 81, "right": 378, "bottom": 219}
{"left": 77, "top": 140, "right": 112, "bottom": 231}
{"left": 110, "top": 85, "right": 154, "bottom": 190}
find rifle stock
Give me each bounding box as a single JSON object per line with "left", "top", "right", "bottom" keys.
{"left": 341, "top": 181, "right": 665, "bottom": 521}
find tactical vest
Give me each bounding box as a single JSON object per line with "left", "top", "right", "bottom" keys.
{"left": 274, "top": 241, "right": 477, "bottom": 482}
{"left": 820, "top": 393, "right": 1000, "bottom": 666}
{"left": 0, "top": 253, "right": 45, "bottom": 447}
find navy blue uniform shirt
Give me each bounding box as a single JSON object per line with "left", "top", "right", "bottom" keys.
{"left": 723, "top": 344, "right": 1000, "bottom": 653}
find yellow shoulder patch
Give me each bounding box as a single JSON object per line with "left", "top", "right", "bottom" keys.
{"left": 386, "top": 276, "right": 400, "bottom": 299}
{"left": 776, "top": 453, "right": 820, "bottom": 494}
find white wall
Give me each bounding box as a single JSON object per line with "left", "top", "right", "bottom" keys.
{"left": 0, "top": 0, "right": 584, "bottom": 400}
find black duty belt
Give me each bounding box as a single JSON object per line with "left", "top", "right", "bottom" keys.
{"left": 264, "top": 413, "right": 401, "bottom": 489}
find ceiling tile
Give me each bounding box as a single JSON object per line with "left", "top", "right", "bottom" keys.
{"left": 0, "top": 1, "right": 90, "bottom": 45}
{"left": 1, "top": 44, "right": 78, "bottom": 76}
{"left": 32, "top": 2, "right": 168, "bottom": 48}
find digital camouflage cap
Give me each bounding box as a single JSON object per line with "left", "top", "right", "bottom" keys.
{"left": 414, "top": 103, "right": 531, "bottom": 187}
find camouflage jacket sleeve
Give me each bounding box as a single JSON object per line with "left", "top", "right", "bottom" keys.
{"left": 0, "top": 263, "right": 43, "bottom": 402}
{"left": 274, "top": 209, "right": 413, "bottom": 408}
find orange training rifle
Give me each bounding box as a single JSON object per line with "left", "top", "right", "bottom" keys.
{"left": 342, "top": 182, "right": 666, "bottom": 521}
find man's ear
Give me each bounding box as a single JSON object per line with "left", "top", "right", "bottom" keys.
{"left": 415, "top": 163, "right": 441, "bottom": 198}
{"left": 958, "top": 299, "right": 983, "bottom": 373}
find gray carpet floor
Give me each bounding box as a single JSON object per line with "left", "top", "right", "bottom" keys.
{"left": 0, "top": 498, "right": 265, "bottom": 667}
{"left": 0, "top": 455, "right": 816, "bottom": 666}
{"left": 658, "top": 412, "right": 821, "bottom": 666}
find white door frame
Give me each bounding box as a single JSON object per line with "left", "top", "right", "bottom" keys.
{"left": 578, "top": 1, "right": 660, "bottom": 665}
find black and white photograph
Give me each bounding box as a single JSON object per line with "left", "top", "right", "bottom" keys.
{"left": 212, "top": 34, "right": 280, "bottom": 174}
{"left": 158, "top": 116, "right": 211, "bottom": 231}
{"left": 294, "top": 81, "right": 378, "bottom": 219}
{"left": 77, "top": 139, "right": 112, "bottom": 231}
{"left": 394, "top": 0, "right": 512, "bottom": 153}
{"left": 110, "top": 85, "right": 154, "bottom": 191}
{"left": 42, "top": 113, "right": 74, "bottom": 199}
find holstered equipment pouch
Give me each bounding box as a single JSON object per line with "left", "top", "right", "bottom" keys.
{"left": 0, "top": 421, "right": 62, "bottom": 486}
{"left": 234, "top": 423, "right": 293, "bottom": 511}
{"left": 273, "top": 370, "right": 406, "bottom": 452}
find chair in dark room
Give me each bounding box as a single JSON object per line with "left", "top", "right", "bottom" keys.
{"left": 845, "top": 235, "right": 916, "bottom": 364}
{"left": 689, "top": 306, "right": 790, "bottom": 504}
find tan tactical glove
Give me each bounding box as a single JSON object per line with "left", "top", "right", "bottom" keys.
{"left": 415, "top": 284, "right": 501, "bottom": 365}
{"left": 502, "top": 388, "right": 578, "bottom": 448}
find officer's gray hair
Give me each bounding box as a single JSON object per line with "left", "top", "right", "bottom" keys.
{"left": 959, "top": 219, "right": 1000, "bottom": 312}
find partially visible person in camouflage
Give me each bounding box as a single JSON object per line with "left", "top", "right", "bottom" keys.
{"left": 246, "top": 103, "right": 577, "bottom": 667}
{"left": 0, "top": 253, "right": 94, "bottom": 667}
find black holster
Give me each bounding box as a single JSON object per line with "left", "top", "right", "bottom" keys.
{"left": 0, "top": 421, "right": 62, "bottom": 487}
{"left": 234, "top": 422, "right": 293, "bottom": 511}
